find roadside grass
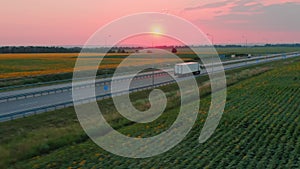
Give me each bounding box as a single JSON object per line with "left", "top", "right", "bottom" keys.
{"left": 2, "top": 56, "right": 297, "bottom": 168}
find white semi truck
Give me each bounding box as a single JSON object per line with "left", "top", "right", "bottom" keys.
{"left": 174, "top": 62, "right": 203, "bottom": 76}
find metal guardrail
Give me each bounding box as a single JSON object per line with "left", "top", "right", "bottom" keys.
{"left": 0, "top": 71, "right": 169, "bottom": 103}
{"left": 0, "top": 66, "right": 174, "bottom": 92}
{"left": 0, "top": 80, "right": 175, "bottom": 122}
{"left": 212, "top": 52, "right": 298, "bottom": 67}
{"left": 1, "top": 52, "right": 299, "bottom": 122}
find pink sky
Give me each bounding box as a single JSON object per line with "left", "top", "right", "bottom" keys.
{"left": 0, "top": 0, "right": 299, "bottom": 46}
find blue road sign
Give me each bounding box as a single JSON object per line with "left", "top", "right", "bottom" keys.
{"left": 104, "top": 85, "right": 109, "bottom": 91}
{"left": 219, "top": 54, "right": 226, "bottom": 59}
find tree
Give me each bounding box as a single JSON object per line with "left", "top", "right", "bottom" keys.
{"left": 117, "top": 48, "right": 126, "bottom": 53}
{"left": 171, "top": 47, "right": 177, "bottom": 53}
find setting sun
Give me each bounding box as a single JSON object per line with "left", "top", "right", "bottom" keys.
{"left": 151, "top": 26, "right": 163, "bottom": 36}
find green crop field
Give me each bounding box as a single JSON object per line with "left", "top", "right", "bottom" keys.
{"left": 0, "top": 57, "right": 300, "bottom": 169}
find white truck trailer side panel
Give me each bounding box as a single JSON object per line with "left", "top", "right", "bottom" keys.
{"left": 175, "top": 62, "right": 200, "bottom": 75}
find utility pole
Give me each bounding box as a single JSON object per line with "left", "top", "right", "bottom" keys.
{"left": 152, "top": 39, "right": 155, "bottom": 88}
{"left": 207, "top": 33, "right": 214, "bottom": 74}
{"left": 242, "top": 35, "right": 248, "bottom": 56}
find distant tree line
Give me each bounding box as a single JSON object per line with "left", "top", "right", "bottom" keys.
{"left": 0, "top": 46, "right": 144, "bottom": 54}
{"left": 263, "top": 44, "right": 300, "bottom": 47}
{"left": 214, "top": 44, "right": 300, "bottom": 48}
{"left": 0, "top": 46, "right": 82, "bottom": 53}
{"left": 0, "top": 44, "right": 299, "bottom": 53}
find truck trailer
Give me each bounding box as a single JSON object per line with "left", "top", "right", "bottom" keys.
{"left": 174, "top": 62, "right": 202, "bottom": 76}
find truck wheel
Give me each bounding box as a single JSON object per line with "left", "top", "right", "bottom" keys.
{"left": 193, "top": 71, "right": 200, "bottom": 75}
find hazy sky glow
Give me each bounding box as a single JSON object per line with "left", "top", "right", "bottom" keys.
{"left": 1, "top": 0, "right": 299, "bottom": 46}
